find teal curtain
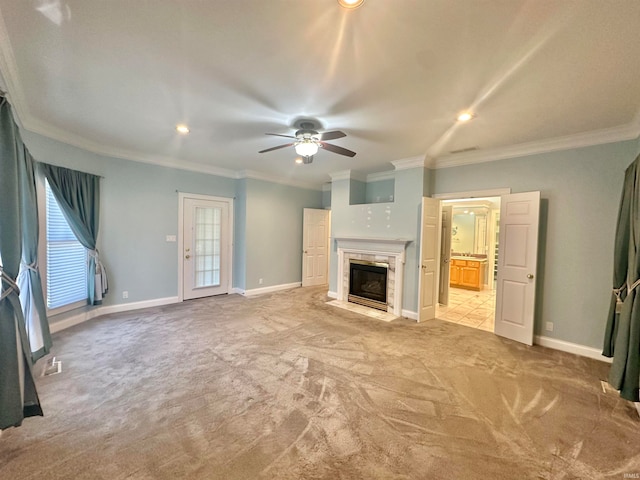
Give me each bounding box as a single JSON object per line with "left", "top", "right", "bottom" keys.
{"left": 603, "top": 153, "right": 640, "bottom": 401}
{"left": 18, "top": 148, "right": 51, "bottom": 362}
{"left": 0, "top": 97, "right": 43, "bottom": 429}
{"left": 38, "top": 163, "right": 107, "bottom": 305}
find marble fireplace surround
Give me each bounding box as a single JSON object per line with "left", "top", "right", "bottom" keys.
{"left": 335, "top": 237, "right": 411, "bottom": 317}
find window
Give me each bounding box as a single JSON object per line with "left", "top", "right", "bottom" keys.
{"left": 43, "top": 180, "right": 87, "bottom": 312}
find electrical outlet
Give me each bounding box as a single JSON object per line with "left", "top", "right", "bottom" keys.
{"left": 258, "top": 278, "right": 263, "bottom": 285}
{"left": 122, "top": 291, "right": 129, "bottom": 299}
{"left": 545, "top": 322, "right": 553, "bottom": 332}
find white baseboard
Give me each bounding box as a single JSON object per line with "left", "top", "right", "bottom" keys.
{"left": 99, "top": 296, "right": 179, "bottom": 315}
{"left": 50, "top": 296, "right": 180, "bottom": 334}
{"left": 49, "top": 308, "right": 103, "bottom": 334}
{"left": 534, "top": 335, "right": 612, "bottom": 363}
{"left": 48, "top": 294, "right": 612, "bottom": 367}
{"left": 242, "top": 282, "right": 301, "bottom": 297}
{"left": 402, "top": 309, "right": 418, "bottom": 321}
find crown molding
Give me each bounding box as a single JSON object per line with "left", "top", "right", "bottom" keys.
{"left": 329, "top": 169, "right": 366, "bottom": 182}
{"left": 434, "top": 122, "right": 640, "bottom": 169}
{"left": 329, "top": 170, "right": 351, "bottom": 181}
{"left": 3, "top": 0, "right": 639, "bottom": 187}
{"left": 24, "top": 115, "right": 323, "bottom": 190}
{"left": 330, "top": 169, "right": 395, "bottom": 183}
{"left": 20, "top": 106, "right": 321, "bottom": 191}
{"left": 0, "top": 20, "right": 242, "bottom": 182}
{"left": 390, "top": 155, "right": 429, "bottom": 171}
{"left": 236, "top": 170, "right": 321, "bottom": 190}
{"left": 21, "top": 115, "right": 239, "bottom": 178}
{"left": 366, "top": 170, "right": 395, "bottom": 182}
{"left": 0, "top": 11, "right": 322, "bottom": 191}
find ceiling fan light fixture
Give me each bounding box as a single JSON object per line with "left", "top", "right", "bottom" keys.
{"left": 294, "top": 139, "right": 319, "bottom": 157}
{"left": 457, "top": 112, "right": 475, "bottom": 123}
{"left": 295, "top": 157, "right": 304, "bottom": 164}
{"left": 338, "top": 0, "right": 365, "bottom": 9}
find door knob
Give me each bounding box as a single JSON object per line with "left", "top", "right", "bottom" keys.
{"left": 527, "top": 274, "right": 534, "bottom": 279}
{"left": 304, "top": 250, "right": 308, "bottom": 254}
{"left": 185, "top": 255, "right": 191, "bottom": 259}
{"left": 443, "top": 258, "right": 449, "bottom": 263}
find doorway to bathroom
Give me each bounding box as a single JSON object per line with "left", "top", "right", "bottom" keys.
{"left": 436, "top": 196, "right": 501, "bottom": 332}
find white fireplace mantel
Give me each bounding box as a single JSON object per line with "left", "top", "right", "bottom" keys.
{"left": 334, "top": 237, "right": 412, "bottom": 316}
{"left": 334, "top": 237, "right": 412, "bottom": 255}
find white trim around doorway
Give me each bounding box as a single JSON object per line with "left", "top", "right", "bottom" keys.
{"left": 177, "top": 192, "right": 234, "bottom": 302}
{"left": 433, "top": 188, "right": 511, "bottom": 200}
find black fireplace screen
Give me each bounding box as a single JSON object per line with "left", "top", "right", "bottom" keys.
{"left": 349, "top": 261, "right": 388, "bottom": 304}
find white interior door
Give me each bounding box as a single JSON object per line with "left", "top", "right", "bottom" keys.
{"left": 439, "top": 205, "right": 452, "bottom": 305}
{"left": 418, "top": 197, "right": 442, "bottom": 322}
{"left": 182, "top": 196, "right": 231, "bottom": 300}
{"left": 494, "top": 191, "right": 540, "bottom": 345}
{"left": 302, "top": 208, "right": 329, "bottom": 287}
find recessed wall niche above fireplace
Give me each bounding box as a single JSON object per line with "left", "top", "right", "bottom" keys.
{"left": 334, "top": 237, "right": 411, "bottom": 317}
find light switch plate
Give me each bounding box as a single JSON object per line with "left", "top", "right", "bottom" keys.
{"left": 166, "top": 235, "right": 177, "bottom": 242}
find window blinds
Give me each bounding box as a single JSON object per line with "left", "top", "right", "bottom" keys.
{"left": 45, "top": 181, "right": 87, "bottom": 309}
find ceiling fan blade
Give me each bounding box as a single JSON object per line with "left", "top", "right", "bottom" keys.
{"left": 258, "top": 142, "right": 294, "bottom": 153}
{"left": 320, "top": 142, "right": 356, "bottom": 157}
{"left": 265, "top": 133, "right": 296, "bottom": 139}
{"left": 320, "top": 130, "right": 346, "bottom": 141}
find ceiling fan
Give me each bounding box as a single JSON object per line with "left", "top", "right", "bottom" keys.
{"left": 258, "top": 121, "right": 356, "bottom": 164}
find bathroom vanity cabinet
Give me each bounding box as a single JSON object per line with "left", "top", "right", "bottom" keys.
{"left": 450, "top": 258, "right": 486, "bottom": 291}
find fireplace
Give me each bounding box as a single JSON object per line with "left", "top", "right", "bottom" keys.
{"left": 348, "top": 260, "right": 388, "bottom": 311}
{"left": 334, "top": 237, "right": 410, "bottom": 317}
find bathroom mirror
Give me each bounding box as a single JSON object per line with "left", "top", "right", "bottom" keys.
{"left": 451, "top": 207, "right": 489, "bottom": 255}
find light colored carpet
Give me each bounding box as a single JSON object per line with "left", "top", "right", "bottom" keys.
{"left": 1, "top": 286, "right": 639, "bottom": 479}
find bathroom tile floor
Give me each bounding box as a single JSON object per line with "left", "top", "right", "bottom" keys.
{"left": 436, "top": 286, "right": 496, "bottom": 332}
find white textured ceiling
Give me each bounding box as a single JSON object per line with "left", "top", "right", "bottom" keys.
{"left": 1, "top": 0, "right": 639, "bottom": 187}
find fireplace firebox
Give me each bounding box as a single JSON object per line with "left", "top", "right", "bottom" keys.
{"left": 348, "top": 260, "right": 388, "bottom": 311}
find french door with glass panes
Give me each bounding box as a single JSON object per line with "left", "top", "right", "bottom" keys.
{"left": 182, "top": 196, "right": 231, "bottom": 300}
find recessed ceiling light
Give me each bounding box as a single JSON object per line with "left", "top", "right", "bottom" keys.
{"left": 295, "top": 157, "right": 304, "bottom": 164}
{"left": 338, "top": 0, "right": 365, "bottom": 9}
{"left": 176, "top": 124, "right": 190, "bottom": 134}
{"left": 457, "top": 112, "right": 475, "bottom": 123}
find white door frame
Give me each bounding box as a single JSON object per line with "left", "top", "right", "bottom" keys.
{"left": 439, "top": 205, "right": 453, "bottom": 306}
{"left": 417, "top": 197, "right": 442, "bottom": 322}
{"left": 487, "top": 208, "right": 500, "bottom": 290}
{"left": 302, "top": 208, "right": 330, "bottom": 287}
{"left": 434, "top": 187, "right": 543, "bottom": 346}
{"left": 435, "top": 188, "right": 511, "bottom": 291}
{"left": 178, "top": 192, "right": 234, "bottom": 302}
{"left": 433, "top": 188, "right": 511, "bottom": 201}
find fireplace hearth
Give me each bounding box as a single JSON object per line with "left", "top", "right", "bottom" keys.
{"left": 348, "top": 260, "right": 388, "bottom": 311}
